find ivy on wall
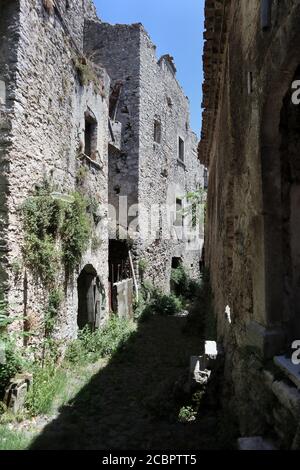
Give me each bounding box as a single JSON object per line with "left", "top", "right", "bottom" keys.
{"left": 22, "top": 180, "right": 92, "bottom": 287}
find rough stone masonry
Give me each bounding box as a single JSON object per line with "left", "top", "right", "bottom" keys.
{"left": 0, "top": 0, "right": 204, "bottom": 348}
{"left": 201, "top": 0, "right": 300, "bottom": 450}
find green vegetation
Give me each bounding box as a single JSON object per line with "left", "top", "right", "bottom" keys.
{"left": 178, "top": 405, "right": 197, "bottom": 423}
{"left": 134, "top": 284, "right": 183, "bottom": 321}
{"left": 170, "top": 265, "right": 201, "bottom": 300}
{"left": 73, "top": 55, "right": 105, "bottom": 97}
{"left": 44, "top": 289, "right": 63, "bottom": 338}
{"left": 25, "top": 361, "right": 67, "bottom": 417}
{"left": 138, "top": 258, "right": 148, "bottom": 273}
{"left": 0, "top": 338, "right": 24, "bottom": 398}
{"left": 65, "top": 316, "right": 135, "bottom": 366}
{"left": 0, "top": 425, "right": 30, "bottom": 450}
{"left": 22, "top": 181, "right": 91, "bottom": 285}
{"left": 0, "top": 316, "right": 135, "bottom": 436}
{"left": 0, "top": 301, "right": 24, "bottom": 397}
{"left": 184, "top": 268, "right": 217, "bottom": 340}
{"left": 185, "top": 187, "right": 207, "bottom": 227}
{"left": 60, "top": 192, "right": 91, "bottom": 274}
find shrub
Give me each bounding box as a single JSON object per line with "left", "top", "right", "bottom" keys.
{"left": 171, "top": 265, "right": 200, "bottom": 299}
{"left": 178, "top": 405, "right": 197, "bottom": 423}
{"left": 25, "top": 360, "right": 67, "bottom": 416}
{"left": 60, "top": 192, "right": 91, "bottom": 274}
{"left": 65, "top": 316, "right": 135, "bottom": 365}
{"left": 0, "top": 338, "right": 24, "bottom": 398}
{"left": 0, "top": 425, "right": 30, "bottom": 450}
{"left": 137, "top": 291, "right": 183, "bottom": 320}
{"left": 138, "top": 259, "right": 148, "bottom": 273}
{"left": 22, "top": 182, "right": 91, "bottom": 284}
{"left": 154, "top": 293, "right": 182, "bottom": 316}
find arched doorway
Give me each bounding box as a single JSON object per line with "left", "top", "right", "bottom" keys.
{"left": 77, "top": 264, "right": 105, "bottom": 330}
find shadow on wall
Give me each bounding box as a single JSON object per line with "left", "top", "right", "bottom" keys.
{"left": 29, "top": 314, "right": 228, "bottom": 450}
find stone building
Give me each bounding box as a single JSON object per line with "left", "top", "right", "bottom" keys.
{"left": 85, "top": 21, "right": 205, "bottom": 295}
{"left": 0, "top": 0, "right": 204, "bottom": 346}
{"left": 0, "top": 0, "right": 110, "bottom": 344}
{"left": 200, "top": 0, "right": 300, "bottom": 449}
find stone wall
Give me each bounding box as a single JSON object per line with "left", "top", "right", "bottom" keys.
{"left": 84, "top": 21, "right": 141, "bottom": 232}
{"left": 0, "top": 0, "right": 20, "bottom": 295}
{"left": 1, "top": 0, "right": 109, "bottom": 344}
{"left": 85, "top": 21, "right": 204, "bottom": 292}
{"left": 201, "top": 0, "right": 300, "bottom": 448}
{"left": 138, "top": 33, "right": 204, "bottom": 289}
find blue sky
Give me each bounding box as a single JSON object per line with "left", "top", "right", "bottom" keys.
{"left": 94, "top": 0, "right": 204, "bottom": 136}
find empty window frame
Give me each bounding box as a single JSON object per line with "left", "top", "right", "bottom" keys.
{"left": 84, "top": 111, "right": 98, "bottom": 159}
{"left": 175, "top": 198, "right": 184, "bottom": 226}
{"left": 154, "top": 119, "right": 162, "bottom": 144}
{"left": 178, "top": 137, "right": 185, "bottom": 162}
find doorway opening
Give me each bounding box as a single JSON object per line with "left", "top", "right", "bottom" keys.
{"left": 77, "top": 264, "right": 105, "bottom": 331}
{"left": 170, "top": 257, "right": 183, "bottom": 294}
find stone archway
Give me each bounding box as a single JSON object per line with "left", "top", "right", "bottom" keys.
{"left": 77, "top": 264, "right": 105, "bottom": 331}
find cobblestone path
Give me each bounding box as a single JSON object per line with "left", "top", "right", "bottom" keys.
{"left": 30, "top": 315, "right": 229, "bottom": 450}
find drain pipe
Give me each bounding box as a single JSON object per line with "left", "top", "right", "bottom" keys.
{"left": 261, "top": 0, "right": 272, "bottom": 31}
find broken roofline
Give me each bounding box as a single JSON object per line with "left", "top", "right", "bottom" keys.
{"left": 95, "top": 21, "right": 191, "bottom": 104}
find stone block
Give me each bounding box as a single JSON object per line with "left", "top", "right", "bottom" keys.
{"left": 4, "top": 372, "right": 33, "bottom": 414}
{"left": 189, "top": 355, "right": 211, "bottom": 385}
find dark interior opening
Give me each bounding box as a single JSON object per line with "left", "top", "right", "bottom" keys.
{"left": 109, "top": 81, "right": 123, "bottom": 120}
{"left": 109, "top": 240, "right": 130, "bottom": 284}
{"left": 84, "top": 112, "right": 98, "bottom": 159}
{"left": 178, "top": 137, "right": 185, "bottom": 161}
{"left": 154, "top": 120, "right": 162, "bottom": 143}
{"left": 171, "top": 257, "right": 182, "bottom": 269}
{"left": 77, "top": 265, "right": 104, "bottom": 331}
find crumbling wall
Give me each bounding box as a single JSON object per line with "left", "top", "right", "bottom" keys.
{"left": 3, "top": 0, "right": 109, "bottom": 343}
{"left": 84, "top": 21, "right": 204, "bottom": 292}
{"left": 0, "top": 0, "right": 20, "bottom": 296}
{"left": 84, "top": 21, "right": 141, "bottom": 231}
{"left": 138, "top": 30, "right": 204, "bottom": 290}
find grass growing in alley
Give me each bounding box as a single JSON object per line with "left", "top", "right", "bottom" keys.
{"left": 0, "top": 425, "right": 31, "bottom": 450}
{"left": 0, "top": 316, "right": 136, "bottom": 449}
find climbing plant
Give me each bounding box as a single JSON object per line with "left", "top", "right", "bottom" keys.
{"left": 61, "top": 192, "right": 91, "bottom": 274}
{"left": 184, "top": 187, "right": 207, "bottom": 227}
{"left": 22, "top": 181, "right": 92, "bottom": 286}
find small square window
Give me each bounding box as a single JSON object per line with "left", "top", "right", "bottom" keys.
{"left": 178, "top": 137, "right": 185, "bottom": 162}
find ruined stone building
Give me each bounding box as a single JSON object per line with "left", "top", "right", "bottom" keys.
{"left": 0, "top": 0, "right": 204, "bottom": 346}
{"left": 200, "top": 0, "right": 300, "bottom": 449}
{"left": 0, "top": 0, "right": 111, "bottom": 344}
{"left": 84, "top": 21, "right": 204, "bottom": 295}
